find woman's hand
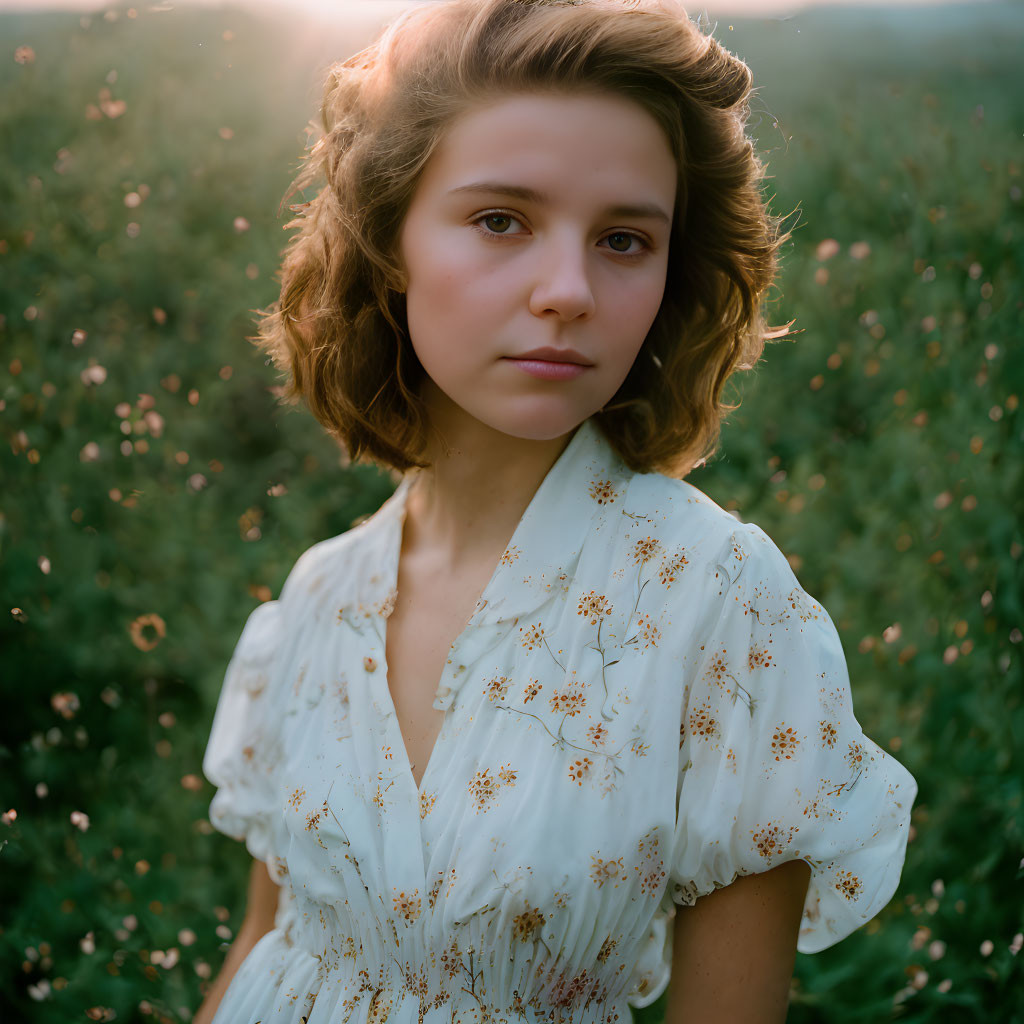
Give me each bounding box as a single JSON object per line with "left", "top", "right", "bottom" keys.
{"left": 665, "top": 859, "right": 811, "bottom": 1024}
{"left": 193, "top": 858, "right": 281, "bottom": 1024}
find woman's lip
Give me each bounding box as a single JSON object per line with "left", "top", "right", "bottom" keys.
{"left": 503, "top": 358, "right": 590, "bottom": 381}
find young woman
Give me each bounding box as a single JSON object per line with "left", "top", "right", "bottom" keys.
{"left": 197, "top": 1, "right": 917, "bottom": 1022}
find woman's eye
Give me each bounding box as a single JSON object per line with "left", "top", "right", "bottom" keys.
{"left": 476, "top": 212, "right": 520, "bottom": 234}
{"left": 472, "top": 214, "right": 649, "bottom": 258}
{"left": 604, "top": 232, "right": 646, "bottom": 255}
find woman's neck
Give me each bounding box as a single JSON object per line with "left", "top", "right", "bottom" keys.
{"left": 403, "top": 392, "right": 577, "bottom": 575}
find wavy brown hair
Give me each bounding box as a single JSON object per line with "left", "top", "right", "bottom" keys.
{"left": 254, "top": 0, "right": 792, "bottom": 477}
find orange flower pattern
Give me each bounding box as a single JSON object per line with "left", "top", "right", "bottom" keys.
{"left": 203, "top": 418, "right": 916, "bottom": 1023}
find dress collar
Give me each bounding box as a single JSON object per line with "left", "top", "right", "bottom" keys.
{"left": 362, "top": 417, "right": 635, "bottom": 627}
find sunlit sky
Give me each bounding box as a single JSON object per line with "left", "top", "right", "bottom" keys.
{"left": 0, "top": 0, "right": 991, "bottom": 14}
{"left": 0, "top": 0, "right": 994, "bottom": 84}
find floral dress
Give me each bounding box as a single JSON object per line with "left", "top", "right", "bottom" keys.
{"left": 203, "top": 417, "right": 916, "bottom": 1024}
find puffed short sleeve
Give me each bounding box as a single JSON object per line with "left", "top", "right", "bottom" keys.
{"left": 202, "top": 599, "right": 288, "bottom": 864}
{"left": 668, "top": 524, "right": 917, "bottom": 953}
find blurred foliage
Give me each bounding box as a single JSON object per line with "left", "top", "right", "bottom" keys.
{"left": 0, "top": 2, "right": 1021, "bottom": 1022}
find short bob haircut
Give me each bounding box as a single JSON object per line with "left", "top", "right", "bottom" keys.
{"left": 254, "top": 0, "right": 791, "bottom": 478}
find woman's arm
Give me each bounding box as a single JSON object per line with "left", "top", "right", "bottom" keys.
{"left": 665, "top": 859, "right": 811, "bottom": 1024}
{"left": 193, "top": 858, "right": 281, "bottom": 1024}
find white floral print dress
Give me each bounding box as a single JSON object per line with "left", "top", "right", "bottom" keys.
{"left": 203, "top": 417, "right": 916, "bottom": 1024}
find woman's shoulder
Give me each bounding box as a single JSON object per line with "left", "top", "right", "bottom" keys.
{"left": 626, "top": 469, "right": 738, "bottom": 534}
{"left": 617, "top": 470, "right": 814, "bottom": 632}
{"left": 624, "top": 471, "right": 780, "bottom": 569}
{"left": 277, "top": 499, "right": 399, "bottom": 610}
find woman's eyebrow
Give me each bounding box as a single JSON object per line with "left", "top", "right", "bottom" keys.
{"left": 448, "top": 181, "right": 671, "bottom": 225}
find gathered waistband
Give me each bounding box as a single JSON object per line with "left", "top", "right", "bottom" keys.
{"left": 253, "top": 888, "right": 641, "bottom": 1024}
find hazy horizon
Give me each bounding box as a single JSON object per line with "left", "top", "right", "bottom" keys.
{"left": 0, "top": 0, "right": 997, "bottom": 16}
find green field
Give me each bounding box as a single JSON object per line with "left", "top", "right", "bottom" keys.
{"left": 1, "top": 2, "right": 1021, "bottom": 1021}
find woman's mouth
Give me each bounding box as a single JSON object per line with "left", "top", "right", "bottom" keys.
{"left": 502, "top": 358, "right": 590, "bottom": 381}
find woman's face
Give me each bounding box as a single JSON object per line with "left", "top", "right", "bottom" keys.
{"left": 398, "top": 89, "right": 677, "bottom": 443}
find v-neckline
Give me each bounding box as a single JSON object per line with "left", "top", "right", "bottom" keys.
{"left": 377, "top": 470, "right": 518, "bottom": 801}
{"left": 379, "top": 513, "right": 450, "bottom": 798}
{"left": 376, "top": 423, "right": 594, "bottom": 800}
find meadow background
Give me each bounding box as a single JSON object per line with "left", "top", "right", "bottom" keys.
{"left": 1, "top": 1, "right": 1021, "bottom": 1020}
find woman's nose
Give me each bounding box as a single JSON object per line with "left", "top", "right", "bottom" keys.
{"left": 527, "top": 233, "right": 596, "bottom": 322}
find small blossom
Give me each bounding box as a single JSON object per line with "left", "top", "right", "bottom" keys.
{"left": 633, "top": 536, "right": 660, "bottom": 564}
{"left": 28, "top": 980, "right": 51, "bottom": 1001}
{"left": 129, "top": 613, "right": 166, "bottom": 651}
{"left": 576, "top": 591, "right": 612, "bottom": 624}
{"left": 815, "top": 238, "right": 840, "bottom": 261}
{"left": 51, "top": 692, "right": 80, "bottom": 719}
{"left": 588, "top": 478, "right": 618, "bottom": 504}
